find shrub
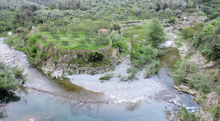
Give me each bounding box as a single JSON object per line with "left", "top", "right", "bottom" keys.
{"left": 13, "top": 67, "right": 25, "bottom": 79}
{"left": 113, "top": 24, "right": 121, "bottom": 30}
{"left": 87, "top": 51, "right": 104, "bottom": 62}
{"left": 76, "top": 58, "right": 86, "bottom": 64}
{"left": 62, "top": 41, "right": 68, "bottom": 46}
{"left": 181, "top": 28, "right": 193, "bottom": 39}
{"left": 168, "top": 17, "right": 176, "bottom": 24}
{"left": 47, "top": 71, "right": 52, "bottom": 76}
{"left": 118, "top": 30, "right": 121, "bottom": 34}
{"left": 39, "top": 24, "right": 51, "bottom": 32}
{"left": 95, "top": 35, "right": 110, "bottom": 46}
{"left": 176, "top": 107, "right": 200, "bottom": 120}
{"left": 0, "top": 61, "right": 26, "bottom": 91}
{"left": 112, "top": 40, "right": 127, "bottom": 53}
{"left": 144, "top": 60, "right": 159, "bottom": 78}
{"left": 99, "top": 73, "right": 113, "bottom": 80}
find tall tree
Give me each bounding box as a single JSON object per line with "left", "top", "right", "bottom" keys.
{"left": 146, "top": 20, "right": 166, "bottom": 48}
{"left": 16, "top": 27, "right": 31, "bottom": 57}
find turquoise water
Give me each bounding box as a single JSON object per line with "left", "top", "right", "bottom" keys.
{"left": 2, "top": 89, "right": 169, "bottom": 121}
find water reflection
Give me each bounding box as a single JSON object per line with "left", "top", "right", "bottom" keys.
{"left": 0, "top": 90, "right": 21, "bottom": 120}
{"left": 0, "top": 90, "right": 21, "bottom": 104}
{"left": 2, "top": 89, "right": 168, "bottom": 121}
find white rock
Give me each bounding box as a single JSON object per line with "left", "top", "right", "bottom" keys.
{"left": 8, "top": 32, "right": 12, "bottom": 36}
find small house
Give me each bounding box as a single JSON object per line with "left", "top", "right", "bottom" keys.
{"left": 98, "top": 29, "right": 108, "bottom": 35}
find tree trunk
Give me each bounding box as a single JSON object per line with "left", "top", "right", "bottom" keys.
{"left": 23, "top": 38, "right": 31, "bottom": 57}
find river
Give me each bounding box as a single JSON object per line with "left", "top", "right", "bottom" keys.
{"left": 0, "top": 35, "right": 199, "bottom": 121}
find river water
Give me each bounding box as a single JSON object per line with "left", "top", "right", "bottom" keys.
{"left": 0, "top": 36, "right": 199, "bottom": 121}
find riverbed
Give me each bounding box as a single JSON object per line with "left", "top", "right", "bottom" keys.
{"left": 0, "top": 34, "right": 199, "bottom": 121}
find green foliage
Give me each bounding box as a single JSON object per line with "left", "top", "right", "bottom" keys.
{"left": 172, "top": 60, "right": 197, "bottom": 85}
{"left": 62, "top": 41, "right": 68, "bottom": 46}
{"left": 47, "top": 71, "right": 52, "bottom": 76}
{"left": 172, "top": 59, "right": 219, "bottom": 94}
{"left": 118, "top": 30, "right": 121, "bottom": 34}
{"left": 168, "top": 17, "right": 176, "bottom": 24}
{"left": 144, "top": 60, "right": 160, "bottom": 77}
{"left": 13, "top": 67, "right": 25, "bottom": 79}
{"left": 182, "top": 28, "right": 193, "bottom": 40}
{"left": 76, "top": 58, "right": 86, "bottom": 64}
{"left": 99, "top": 73, "right": 113, "bottom": 81}
{"left": 212, "top": 105, "right": 220, "bottom": 120}
{"left": 112, "top": 40, "right": 128, "bottom": 53}
{"left": 95, "top": 35, "right": 110, "bottom": 46}
{"left": 0, "top": 61, "right": 26, "bottom": 91}
{"left": 39, "top": 24, "right": 51, "bottom": 32}
{"left": 184, "top": 19, "right": 220, "bottom": 62}
{"left": 113, "top": 24, "right": 121, "bottom": 31}
{"left": 87, "top": 51, "right": 104, "bottom": 62}
{"left": 176, "top": 107, "right": 200, "bottom": 121}
{"left": 133, "top": 45, "right": 159, "bottom": 67}
{"left": 146, "top": 20, "right": 166, "bottom": 48}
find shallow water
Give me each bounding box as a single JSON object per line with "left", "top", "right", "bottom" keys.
{"left": 2, "top": 89, "right": 169, "bottom": 121}
{"left": 0, "top": 36, "right": 199, "bottom": 121}
{"left": 158, "top": 47, "right": 200, "bottom": 109}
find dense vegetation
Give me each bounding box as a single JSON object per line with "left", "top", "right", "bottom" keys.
{"left": 36, "top": 19, "right": 111, "bottom": 50}
{"left": 173, "top": 17, "right": 220, "bottom": 121}
{"left": 181, "top": 18, "right": 220, "bottom": 62}
{"left": 0, "top": 61, "right": 26, "bottom": 91}
{"left": 110, "top": 20, "right": 165, "bottom": 79}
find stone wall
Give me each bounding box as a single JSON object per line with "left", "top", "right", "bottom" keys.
{"left": 41, "top": 59, "right": 119, "bottom": 77}
{"left": 36, "top": 41, "right": 44, "bottom": 51}
{"left": 41, "top": 34, "right": 50, "bottom": 45}
{"left": 39, "top": 34, "right": 118, "bottom": 77}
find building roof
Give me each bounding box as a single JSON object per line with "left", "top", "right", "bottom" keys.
{"left": 98, "top": 29, "right": 108, "bottom": 32}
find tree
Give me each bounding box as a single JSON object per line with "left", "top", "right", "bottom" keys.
{"left": 95, "top": 35, "right": 109, "bottom": 47}
{"left": 146, "top": 20, "right": 166, "bottom": 48}
{"left": 16, "top": 27, "right": 31, "bottom": 57}
{"left": 78, "top": 39, "right": 86, "bottom": 46}
{"left": 126, "top": 30, "right": 136, "bottom": 59}
{"left": 113, "top": 24, "right": 121, "bottom": 31}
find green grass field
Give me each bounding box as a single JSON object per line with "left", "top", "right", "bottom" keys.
{"left": 36, "top": 31, "right": 110, "bottom": 50}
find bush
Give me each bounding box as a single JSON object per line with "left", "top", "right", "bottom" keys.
{"left": 76, "top": 58, "right": 86, "bottom": 64}
{"left": 39, "top": 24, "right": 51, "bottom": 32}
{"left": 176, "top": 107, "right": 200, "bottom": 120}
{"left": 47, "top": 71, "right": 51, "bottom": 76}
{"left": 168, "top": 17, "right": 176, "bottom": 24}
{"left": 99, "top": 73, "right": 113, "bottom": 80}
{"left": 0, "top": 61, "right": 26, "bottom": 91}
{"left": 118, "top": 30, "right": 121, "bottom": 34}
{"left": 112, "top": 40, "right": 127, "bottom": 53}
{"left": 113, "top": 24, "right": 121, "bottom": 30}
{"left": 181, "top": 28, "right": 193, "bottom": 39}
{"left": 95, "top": 35, "right": 110, "bottom": 46}
{"left": 144, "top": 60, "right": 159, "bottom": 78}
{"left": 13, "top": 67, "right": 25, "bottom": 79}
{"left": 62, "top": 41, "right": 68, "bottom": 46}
{"left": 87, "top": 51, "right": 104, "bottom": 62}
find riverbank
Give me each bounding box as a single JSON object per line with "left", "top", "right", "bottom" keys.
{"left": 169, "top": 34, "right": 219, "bottom": 121}
{"left": 67, "top": 55, "right": 169, "bottom": 103}
{"left": 0, "top": 35, "right": 201, "bottom": 121}
{"left": 0, "top": 37, "right": 175, "bottom": 104}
